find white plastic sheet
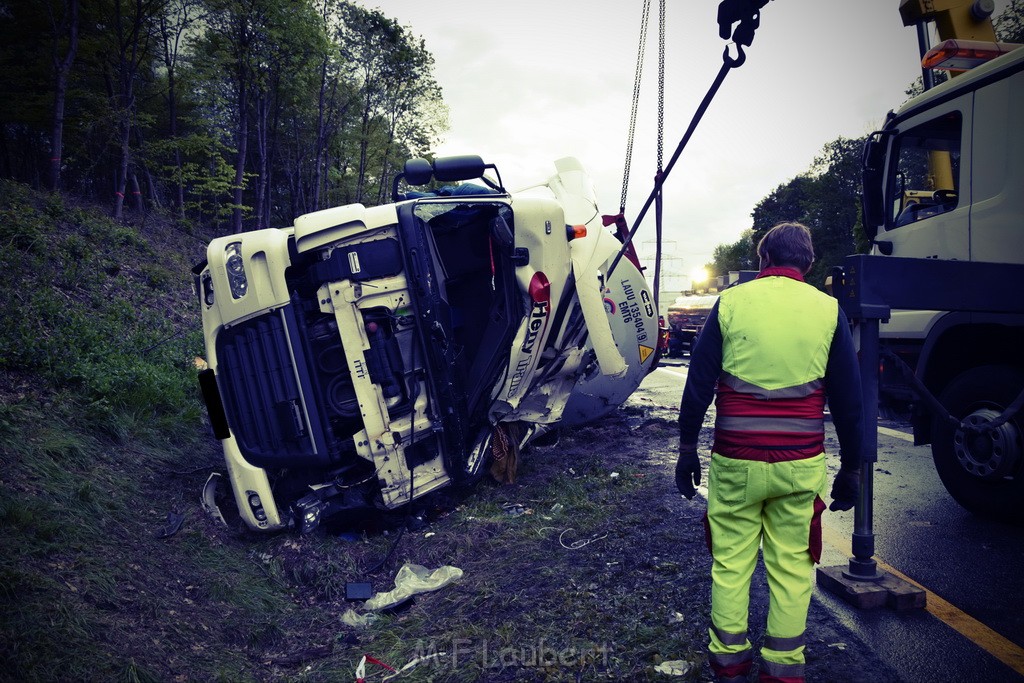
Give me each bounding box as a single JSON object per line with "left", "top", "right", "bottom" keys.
{"left": 364, "top": 563, "right": 464, "bottom": 611}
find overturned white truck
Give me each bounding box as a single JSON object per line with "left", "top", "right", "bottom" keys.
{"left": 194, "top": 157, "right": 659, "bottom": 532}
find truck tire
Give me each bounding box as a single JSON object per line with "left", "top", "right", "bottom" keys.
{"left": 931, "top": 365, "right": 1024, "bottom": 525}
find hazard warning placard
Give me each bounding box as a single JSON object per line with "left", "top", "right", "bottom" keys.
{"left": 638, "top": 344, "right": 654, "bottom": 363}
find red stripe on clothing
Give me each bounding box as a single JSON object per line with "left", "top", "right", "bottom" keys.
{"left": 713, "top": 429, "right": 824, "bottom": 461}
{"left": 756, "top": 266, "right": 805, "bottom": 282}
{"left": 703, "top": 511, "right": 712, "bottom": 554}
{"left": 716, "top": 384, "right": 826, "bottom": 419}
{"left": 809, "top": 495, "right": 826, "bottom": 564}
{"left": 758, "top": 676, "right": 804, "bottom": 683}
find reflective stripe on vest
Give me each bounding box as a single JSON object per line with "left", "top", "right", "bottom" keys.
{"left": 713, "top": 272, "right": 837, "bottom": 462}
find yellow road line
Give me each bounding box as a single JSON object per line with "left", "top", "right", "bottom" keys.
{"left": 877, "top": 425, "right": 915, "bottom": 443}
{"left": 821, "top": 524, "right": 1024, "bottom": 675}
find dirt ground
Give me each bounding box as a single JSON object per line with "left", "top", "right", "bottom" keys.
{"left": 3, "top": 384, "right": 906, "bottom": 682}
{"left": 190, "top": 394, "right": 904, "bottom": 681}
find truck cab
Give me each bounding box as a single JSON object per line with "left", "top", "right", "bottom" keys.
{"left": 195, "top": 157, "right": 659, "bottom": 532}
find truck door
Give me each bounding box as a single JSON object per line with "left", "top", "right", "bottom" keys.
{"left": 968, "top": 65, "right": 1024, "bottom": 265}
{"left": 880, "top": 97, "right": 972, "bottom": 262}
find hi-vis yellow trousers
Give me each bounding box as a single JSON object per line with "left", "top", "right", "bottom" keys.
{"left": 704, "top": 452, "right": 827, "bottom": 683}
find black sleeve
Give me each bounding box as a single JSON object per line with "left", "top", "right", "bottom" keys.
{"left": 678, "top": 300, "right": 723, "bottom": 444}
{"left": 825, "top": 307, "right": 864, "bottom": 469}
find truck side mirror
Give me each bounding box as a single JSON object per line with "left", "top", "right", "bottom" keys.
{"left": 861, "top": 133, "right": 889, "bottom": 241}
{"left": 433, "top": 155, "right": 486, "bottom": 182}
{"left": 403, "top": 158, "right": 434, "bottom": 186}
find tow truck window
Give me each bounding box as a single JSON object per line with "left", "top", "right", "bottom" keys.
{"left": 888, "top": 112, "right": 962, "bottom": 228}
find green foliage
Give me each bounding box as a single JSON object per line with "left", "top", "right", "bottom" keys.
{"left": 707, "top": 229, "right": 756, "bottom": 277}
{"left": 1, "top": 0, "right": 448, "bottom": 229}
{"left": 0, "top": 181, "right": 256, "bottom": 681}
{"left": 142, "top": 130, "right": 240, "bottom": 223}
{"left": 0, "top": 180, "right": 203, "bottom": 439}
{"left": 732, "top": 136, "right": 868, "bottom": 290}
{"left": 996, "top": 0, "right": 1024, "bottom": 42}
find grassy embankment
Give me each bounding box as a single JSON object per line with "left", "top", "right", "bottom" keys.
{"left": 0, "top": 180, "right": 708, "bottom": 682}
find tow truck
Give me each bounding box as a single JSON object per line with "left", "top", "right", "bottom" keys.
{"left": 194, "top": 156, "right": 659, "bottom": 532}
{"left": 838, "top": 0, "right": 1024, "bottom": 527}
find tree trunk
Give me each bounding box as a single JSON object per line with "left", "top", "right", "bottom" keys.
{"left": 232, "top": 74, "right": 248, "bottom": 233}
{"left": 48, "top": 0, "right": 79, "bottom": 193}
{"left": 254, "top": 93, "right": 268, "bottom": 231}
{"left": 159, "top": 8, "right": 189, "bottom": 218}
{"left": 113, "top": 123, "right": 130, "bottom": 219}
{"left": 145, "top": 167, "right": 160, "bottom": 210}
{"left": 355, "top": 87, "right": 372, "bottom": 203}
{"left": 376, "top": 122, "right": 396, "bottom": 204}
{"left": 312, "top": 57, "right": 328, "bottom": 211}
{"left": 130, "top": 172, "right": 144, "bottom": 212}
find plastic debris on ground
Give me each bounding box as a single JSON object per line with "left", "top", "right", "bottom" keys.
{"left": 557, "top": 528, "right": 608, "bottom": 550}
{"left": 345, "top": 582, "right": 373, "bottom": 601}
{"left": 381, "top": 650, "right": 448, "bottom": 681}
{"left": 201, "top": 473, "right": 227, "bottom": 527}
{"left": 654, "top": 660, "right": 693, "bottom": 676}
{"left": 155, "top": 510, "right": 185, "bottom": 538}
{"left": 341, "top": 609, "right": 379, "bottom": 628}
{"left": 355, "top": 654, "right": 395, "bottom": 682}
{"left": 501, "top": 502, "right": 533, "bottom": 517}
{"left": 363, "top": 563, "right": 463, "bottom": 612}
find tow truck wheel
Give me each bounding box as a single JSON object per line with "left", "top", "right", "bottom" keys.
{"left": 931, "top": 365, "right": 1024, "bottom": 525}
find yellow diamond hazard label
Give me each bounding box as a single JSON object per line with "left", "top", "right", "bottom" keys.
{"left": 638, "top": 344, "right": 654, "bottom": 363}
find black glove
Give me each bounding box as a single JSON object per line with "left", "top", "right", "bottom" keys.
{"left": 829, "top": 467, "right": 861, "bottom": 512}
{"left": 676, "top": 443, "right": 701, "bottom": 499}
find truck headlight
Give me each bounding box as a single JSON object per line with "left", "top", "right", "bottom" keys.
{"left": 202, "top": 272, "right": 215, "bottom": 306}
{"left": 225, "top": 242, "right": 248, "bottom": 299}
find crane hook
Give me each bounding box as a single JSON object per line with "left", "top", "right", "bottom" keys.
{"left": 723, "top": 43, "right": 746, "bottom": 68}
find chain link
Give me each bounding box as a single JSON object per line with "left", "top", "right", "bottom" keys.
{"left": 620, "top": 0, "right": 651, "bottom": 212}
{"left": 657, "top": 0, "right": 665, "bottom": 172}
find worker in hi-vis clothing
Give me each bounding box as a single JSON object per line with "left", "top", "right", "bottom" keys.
{"left": 676, "top": 222, "right": 863, "bottom": 683}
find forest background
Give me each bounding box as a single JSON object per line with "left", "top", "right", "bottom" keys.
{"left": 2, "top": 0, "right": 1022, "bottom": 287}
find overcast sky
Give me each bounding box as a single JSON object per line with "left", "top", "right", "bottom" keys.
{"left": 368, "top": 0, "right": 1009, "bottom": 283}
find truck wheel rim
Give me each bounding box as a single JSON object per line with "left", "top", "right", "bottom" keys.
{"left": 953, "top": 409, "right": 1021, "bottom": 480}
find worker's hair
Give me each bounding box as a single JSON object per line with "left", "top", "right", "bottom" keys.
{"left": 757, "top": 222, "right": 815, "bottom": 273}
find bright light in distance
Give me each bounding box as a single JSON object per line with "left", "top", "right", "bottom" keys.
{"left": 691, "top": 267, "right": 709, "bottom": 285}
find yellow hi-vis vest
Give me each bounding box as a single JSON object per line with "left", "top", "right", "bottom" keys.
{"left": 713, "top": 271, "right": 838, "bottom": 462}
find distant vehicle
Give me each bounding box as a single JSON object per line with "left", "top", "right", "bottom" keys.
{"left": 194, "top": 156, "right": 659, "bottom": 532}
{"left": 665, "top": 294, "right": 718, "bottom": 357}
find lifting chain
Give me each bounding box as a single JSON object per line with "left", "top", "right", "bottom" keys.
{"left": 607, "top": 0, "right": 766, "bottom": 281}
{"left": 619, "top": 0, "right": 651, "bottom": 213}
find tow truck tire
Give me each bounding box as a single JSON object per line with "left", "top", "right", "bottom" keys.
{"left": 931, "top": 365, "right": 1024, "bottom": 525}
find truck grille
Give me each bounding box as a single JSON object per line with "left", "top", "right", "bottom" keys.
{"left": 216, "top": 306, "right": 329, "bottom": 468}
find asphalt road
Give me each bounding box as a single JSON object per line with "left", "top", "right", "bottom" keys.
{"left": 635, "top": 357, "right": 1024, "bottom": 682}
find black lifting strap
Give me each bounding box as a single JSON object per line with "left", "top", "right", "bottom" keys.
{"left": 606, "top": 0, "right": 772, "bottom": 281}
